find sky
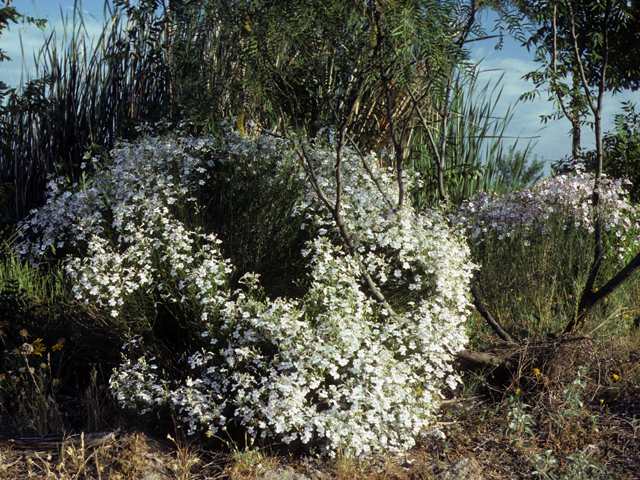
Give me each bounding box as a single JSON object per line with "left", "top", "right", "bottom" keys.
{"left": 1, "top": 1, "right": 638, "bottom": 175}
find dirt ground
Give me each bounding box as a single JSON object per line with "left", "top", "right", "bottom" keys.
{"left": 1, "top": 394, "right": 638, "bottom": 480}
{"left": 2, "top": 339, "right": 640, "bottom": 479}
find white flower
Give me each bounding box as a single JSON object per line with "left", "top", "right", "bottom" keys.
{"left": 23, "top": 127, "right": 472, "bottom": 458}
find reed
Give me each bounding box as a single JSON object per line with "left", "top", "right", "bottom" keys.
{"left": 0, "top": 0, "right": 172, "bottom": 222}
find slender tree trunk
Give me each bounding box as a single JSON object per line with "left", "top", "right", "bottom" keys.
{"left": 565, "top": 250, "right": 640, "bottom": 334}
{"left": 566, "top": 0, "right": 609, "bottom": 330}
{"left": 373, "top": 2, "right": 404, "bottom": 209}
{"left": 569, "top": 76, "right": 582, "bottom": 163}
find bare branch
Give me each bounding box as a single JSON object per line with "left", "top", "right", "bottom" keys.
{"left": 470, "top": 279, "right": 515, "bottom": 344}
{"left": 407, "top": 88, "right": 447, "bottom": 202}
{"left": 565, "top": 250, "right": 640, "bottom": 335}
{"left": 292, "top": 138, "right": 401, "bottom": 319}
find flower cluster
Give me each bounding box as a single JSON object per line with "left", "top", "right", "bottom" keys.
{"left": 17, "top": 134, "right": 237, "bottom": 320}
{"left": 451, "top": 166, "right": 640, "bottom": 266}
{"left": 19, "top": 125, "right": 475, "bottom": 457}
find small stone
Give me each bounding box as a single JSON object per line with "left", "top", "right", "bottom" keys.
{"left": 255, "top": 466, "right": 312, "bottom": 480}
{"left": 436, "top": 458, "right": 483, "bottom": 480}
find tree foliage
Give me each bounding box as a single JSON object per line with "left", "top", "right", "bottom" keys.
{"left": 135, "top": 0, "right": 534, "bottom": 205}
{"left": 0, "top": 0, "right": 46, "bottom": 64}
{"left": 582, "top": 101, "right": 640, "bottom": 205}
{"left": 0, "top": 0, "right": 46, "bottom": 104}
{"left": 504, "top": 0, "right": 640, "bottom": 163}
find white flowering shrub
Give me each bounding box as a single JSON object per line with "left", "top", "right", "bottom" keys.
{"left": 16, "top": 133, "right": 238, "bottom": 346}
{"left": 19, "top": 126, "right": 475, "bottom": 457}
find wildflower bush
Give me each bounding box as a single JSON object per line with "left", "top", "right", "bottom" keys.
{"left": 452, "top": 164, "right": 640, "bottom": 269}
{"left": 17, "top": 126, "right": 475, "bottom": 456}
{"left": 452, "top": 164, "right": 640, "bottom": 338}
{"left": 0, "top": 277, "right": 68, "bottom": 433}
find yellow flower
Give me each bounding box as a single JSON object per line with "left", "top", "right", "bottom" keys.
{"left": 517, "top": 297, "right": 522, "bottom": 301}
{"left": 52, "top": 338, "right": 66, "bottom": 352}
{"left": 31, "top": 338, "right": 46, "bottom": 357}
{"left": 600, "top": 399, "right": 604, "bottom": 404}
{"left": 515, "top": 389, "right": 520, "bottom": 395}
{"left": 205, "top": 430, "right": 212, "bottom": 438}
{"left": 613, "top": 374, "right": 619, "bottom": 381}
{"left": 533, "top": 368, "right": 541, "bottom": 377}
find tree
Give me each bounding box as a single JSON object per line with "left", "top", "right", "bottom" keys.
{"left": 241, "top": 0, "right": 475, "bottom": 309}
{"left": 116, "top": 0, "right": 534, "bottom": 209}
{"left": 494, "top": 0, "right": 640, "bottom": 334}
{"left": 511, "top": 0, "right": 640, "bottom": 164}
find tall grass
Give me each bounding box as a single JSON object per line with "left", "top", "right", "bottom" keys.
{"left": 0, "top": 0, "right": 172, "bottom": 222}
{"left": 470, "top": 212, "right": 594, "bottom": 340}
{"left": 407, "top": 68, "right": 541, "bottom": 207}
{"left": 467, "top": 215, "right": 640, "bottom": 344}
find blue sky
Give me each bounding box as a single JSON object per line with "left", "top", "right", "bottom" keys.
{"left": 2, "top": 1, "right": 638, "bottom": 173}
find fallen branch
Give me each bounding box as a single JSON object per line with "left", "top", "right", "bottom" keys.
{"left": 455, "top": 349, "right": 517, "bottom": 370}
{"left": 0, "top": 432, "right": 115, "bottom": 449}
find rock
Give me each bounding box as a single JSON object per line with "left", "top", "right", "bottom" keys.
{"left": 141, "top": 455, "right": 172, "bottom": 480}
{"left": 255, "top": 466, "right": 312, "bottom": 480}
{"left": 307, "top": 468, "right": 334, "bottom": 480}
{"left": 436, "top": 458, "right": 483, "bottom": 480}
